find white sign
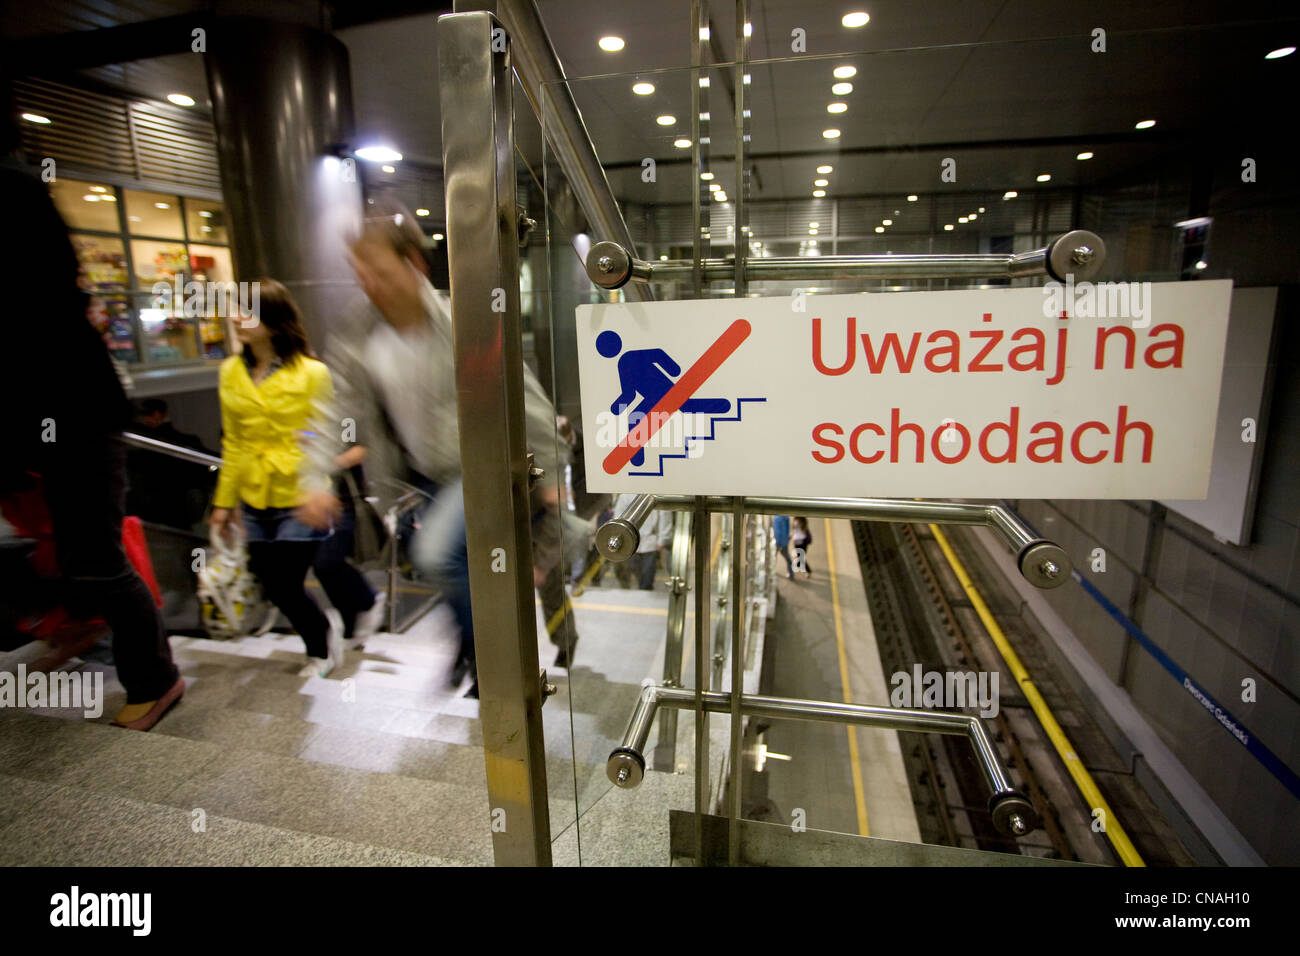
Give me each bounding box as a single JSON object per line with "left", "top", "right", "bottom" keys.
{"left": 576, "top": 281, "right": 1233, "bottom": 499}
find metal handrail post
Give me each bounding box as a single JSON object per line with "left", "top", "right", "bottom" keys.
{"left": 440, "top": 9, "right": 551, "bottom": 866}
{"left": 653, "top": 510, "right": 692, "bottom": 772}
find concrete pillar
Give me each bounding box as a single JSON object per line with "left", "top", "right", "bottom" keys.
{"left": 204, "top": 16, "right": 362, "bottom": 350}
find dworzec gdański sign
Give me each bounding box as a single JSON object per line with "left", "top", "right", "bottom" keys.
{"left": 575, "top": 280, "right": 1232, "bottom": 499}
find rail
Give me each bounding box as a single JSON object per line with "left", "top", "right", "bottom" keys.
{"left": 599, "top": 493, "right": 1071, "bottom": 589}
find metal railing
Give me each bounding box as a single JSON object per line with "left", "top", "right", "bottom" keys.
{"left": 599, "top": 493, "right": 1072, "bottom": 589}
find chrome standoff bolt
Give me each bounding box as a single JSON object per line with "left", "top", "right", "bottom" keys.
{"left": 716, "top": 595, "right": 727, "bottom": 607}
{"left": 606, "top": 534, "right": 622, "bottom": 552}
{"left": 713, "top": 653, "right": 724, "bottom": 664}
{"left": 1071, "top": 245, "right": 1094, "bottom": 266}
{"left": 616, "top": 766, "right": 629, "bottom": 784}
{"left": 1009, "top": 813, "right": 1028, "bottom": 836}
{"left": 1039, "top": 560, "right": 1060, "bottom": 579}
{"left": 597, "top": 255, "right": 615, "bottom": 274}
{"left": 542, "top": 681, "right": 557, "bottom": 697}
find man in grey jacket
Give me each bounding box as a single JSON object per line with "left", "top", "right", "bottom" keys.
{"left": 298, "top": 204, "right": 570, "bottom": 694}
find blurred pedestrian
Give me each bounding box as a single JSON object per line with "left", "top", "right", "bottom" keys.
{"left": 791, "top": 516, "right": 814, "bottom": 578}
{"left": 772, "top": 514, "right": 794, "bottom": 579}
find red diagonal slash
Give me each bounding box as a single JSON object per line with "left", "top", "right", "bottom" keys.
{"left": 603, "top": 318, "right": 752, "bottom": 475}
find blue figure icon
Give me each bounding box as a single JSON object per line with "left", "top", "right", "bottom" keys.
{"left": 596, "top": 330, "right": 730, "bottom": 467}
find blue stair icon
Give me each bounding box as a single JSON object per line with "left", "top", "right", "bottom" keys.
{"left": 627, "top": 398, "right": 767, "bottom": 477}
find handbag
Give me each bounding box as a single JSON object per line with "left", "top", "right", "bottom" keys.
{"left": 342, "top": 469, "right": 390, "bottom": 565}
{"left": 196, "top": 523, "right": 267, "bottom": 639}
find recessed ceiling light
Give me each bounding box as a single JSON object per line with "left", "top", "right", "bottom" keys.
{"left": 21, "top": 112, "right": 51, "bottom": 124}
{"left": 1265, "top": 46, "right": 1295, "bottom": 59}
{"left": 744, "top": 22, "right": 753, "bottom": 37}
{"left": 833, "top": 66, "right": 857, "bottom": 79}
{"left": 827, "top": 102, "right": 847, "bottom": 114}
{"left": 202, "top": 225, "right": 212, "bottom": 232}
{"left": 381, "top": 164, "right": 395, "bottom": 173}
{"left": 701, "top": 172, "right": 714, "bottom": 181}
{"left": 416, "top": 208, "right": 430, "bottom": 216}
{"left": 102, "top": 194, "right": 116, "bottom": 201}
{"left": 598, "top": 36, "right": 625, "bottom": 52}
{"left": 129, "top": 216, "right": 141, "bottom": 222}
{"left": 708, "top": 182, "right": 720, "bottom": 191}
{"left": 82, "top": 194, "right": 99, "bottom": 202}
{"left": 831, "top": 82, "right": 853, "bottom": 96}
{"left": 1135, "top": 119, "right": 1156, "bottom": 129}
{"left": 355, "top": 146, "right": 403, "bottom": 162}
{"left": 822, "top": 129, "right": 841, "bottom": 139}
{"left": 743, "top": 74, "right": 751, "bottom": 85}
{"left": 882, "top": 219, "right": 892, "bottom": 226}
{"left": 660, "top": 254, "right": 669, "bottom": 261}
{"left": 167, "top": 93, "right": 195, "bottom": 107}
{"left": 656, "top": 115, "right": 676, "bottom": 126}
{"left": 199, "top": 210, "right": 213, "bottom": 218}
{"left": 907, "top": 194, "right": 918, "bottom": 201}
{"left": 814, "top": 179, "right": 829, "bottom": 187}
{"left": 978, "top": 206, "right": 985, "bottom": 212}
{"left": 699, "top": 76, "right": 709, "bottom": 88}
{"left": 89, "top": 185, "right": 107, "bottom": 193}
{"left": 433, "top": 233, "right": 444, "bottom": 240}
{"left": 743, "top": 109, "right": 751, "bottom": 118}
{"left": 958, "top": 216, "right": 968, "bottom": 223}
{"left": 1036, "top": 173, "right": 1051, "bottom": 182}
{"left": 700, "top": 112, "right": 710, "bottom": 121}
{"left": 714, "top": 192, "right": 727, "bottom": 202}
{"left": 968, "top": 213, "right": 977, "bottom": 220}
{"left": 1003, "top": 191, "right": 1017, "bottom": 199}
{"left": 944, "top": 224, "right": 954, "bottom": 231}
{"left": 699, "top": 27, "right": 710, "bottom": 41}
{"left": 633, "top": 82, "right": 655, "bottom": 95}
{"left": 809, "top": 221, "right": 820, "bottom": 228}
{"left": 813, "top": 189, "right": 826, "bottom": 197}
{"left": 842, "top": 12, "right": 870, "bottom": 28}
{"left": 674, "top": 138, "right": 692, "bottom": 148}
{"left": 875, "top": 226, "right": 885, "bottom": 233}
{"left": 817, "top": 165, "right": 833, "bottom": 174}
{"left": 1076, "top": 151, "right": 1094, "bottom": 160}
{"left": 155, "top": 202, "right": 170, "bottom": 209}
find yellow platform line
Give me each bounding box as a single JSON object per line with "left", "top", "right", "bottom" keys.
{"left": 928, "top": 523, "right": 1145, "bottom": 867}
{"left": 825, "top": 518, "right": 870, "bottom": 837}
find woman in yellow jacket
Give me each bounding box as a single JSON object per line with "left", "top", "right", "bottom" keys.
{"left": 210, "top": 279, "right": 342, "bottom": 676}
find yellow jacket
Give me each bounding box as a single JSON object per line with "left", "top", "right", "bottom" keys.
{"left": 213, "top": 354, "right": 334, "bottom": 510}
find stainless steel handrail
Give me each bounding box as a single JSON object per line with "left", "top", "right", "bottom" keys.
{"left": 607, "top": 682, "right": 1037, "bottom": 838}
{"left": 121, "top": 431, "right": 224, "bottom": 469}
{"left": 585, "top": 229, "right": 1106, "bottom": 289}
{"left": 598, "top": 493, "right": 1070, "bottom": 588}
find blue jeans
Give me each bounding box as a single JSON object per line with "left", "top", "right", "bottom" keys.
{"left": 410, "top": 480, "right": 473, "bottom": 666}
{"left": 241, "top": 505, "right": 331, "bottom": 543}
{"left": 241, "top": 505, "right": 331, "bottom": 657}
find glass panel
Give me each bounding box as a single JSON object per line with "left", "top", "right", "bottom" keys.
{"left": 130, "top": 238, "right": 189, "bottom": 290}
{"left": 124, "top": 188, "right": 185, "bottom": 239}
{"left": 70, "top": 233, "right": 136, "bottom": 362}
{"left": 186, "top": 244, "right": 234, "bottom": 358}
{"left": 137, "top": 298, "right": 201, "bottom": 363}
{"left": 185, "top": 197, "right": 229, "bottom": 244}
{"left": 50, "top": 178, "right": 121, "bottom": 232}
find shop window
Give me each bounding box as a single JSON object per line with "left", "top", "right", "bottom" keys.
{"left": 70, "top": 234, "right": 137, "bottom": 362}
{"left": 131, "top": 238, "right": 190, "bottom": 291}
{"left": 124, "top": 189, "right": 185, "bottom": 239}
{"left": 51, "top": 178, "right": 121, "bottom": 233}
{"left": 186, "top": 199, "right": 228, "bottom": 244}
{"left": 187, "top": 244, "right": 235, "bottom": 358}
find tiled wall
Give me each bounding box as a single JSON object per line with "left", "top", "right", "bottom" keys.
{"left": 1015, "top": 292, "right": 1299, "bottom": 864}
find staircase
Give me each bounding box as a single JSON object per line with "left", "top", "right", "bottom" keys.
{"left": 0, "top": 608, "right": 497, "bottom": 866}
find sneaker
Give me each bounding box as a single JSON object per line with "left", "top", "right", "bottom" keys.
{"left": 299, "top": 613, "right": 344, "bottom": 678}
{"left": 345, "top": 591, "right": 386, "bottom": 652}
{"left": 112, "top": 676, "right": 185, "bottom": 731}
{"left": 297, "top": 655, "right": 335, "bottom": 678}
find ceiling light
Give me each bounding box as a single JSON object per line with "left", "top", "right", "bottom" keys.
{"left": 809, "top": 221, "right": 819, "bottom": 228}
{"left": 199, "top": 210, "right": 213, "bottom": 217}
{"left": 743, "top": 109, "right": 751, "bottom": 118}
{"left": 743, "top": 74, "right": 751, "bottom": 85}
{"left": 699, "top": 27, "right": 710, "bottom": 41}
{"left": 978, "top": 206, "right": 985, "bottom": 212}
{"left": 598, "top": 36, "right": 625, "bottom": 52}
{"left": 907, "top": 194, "right": 918, "bottom": 202}
{"left": 89, "top": 185, "right": 107, "bottom": 193}
{"left": 1036, "top": 173, "right": 1051, "bottom": 182}
{"left": 968, "top": 213, "right": 977, "bottom": 220}
{"left": 1265, "top": 47, "right": 1295, "bottom": 59}
{"left": 822, "top": 129, "right": 841, "bottom": 139}
{"left": 744, "top": 22, "right": 753, "bottom": 37}
{"left": 1174, "top": 216, "right": 1212, "bottom": 229}
{"left": 944, "top": 224, "right": 954, "bottom": 231}
{"left": 381, "top": 164, "right": 395, "bottom": 173}
{"left": 129, "top": 216, "right": 141, "bottom": 222}
{"left": 809, "top": 239, "right": 818, "bottom": 246}
{"left": 433, "top": 233, "right": 444, "bottom": 240}
{"left": 201, "top": 226, "right": 212, "bottom": 232}
{"left": 355, "top": 145, "right": 403, "bottom": 162}
{"left": 958, "top": 216, "right": 968, "bottom": 223}
{"left": 708, "top": 183, "right": 720, "bottom": 192}
{"left": 674, "top": 138, "right": 692, "bottom": 148}
{"left": 813, "top": 189, "right": 826, "bottom": 197}
{"left": 842, "top": 12, "right": 870, "bottom": 28}
{"left": 833, "top": 65, "right": 857, "bottom": 79}
{"left": 1003, "top": 191, "right": 1017, "bottom": 199}
{"left": 155, "top": 202, "right": 170, "bottom": 209}
{"left": 809, "top": 228, "right": 818, "bottom": 235}
{"left": 1135, "top": 119, "right": 1156, "bottom": 129}
{"left": 831, "top": 82, "right": 853, "bottom": 96}
{"left": 633, "top": 82, "right": 655, "bottom": 95}
{"left": 22, "top": 112, "right": 51, "bottom": 124}
{"left": 714, "top": 192, "right": 727, "bottom": 202}
{"left": 660, "top": 254, "right": 669, "bottom": 261}
{"left": 701, "top": 172, "right": 714, "bottom": 180}
{"left": 700, "top": 111, "right": 710, "bottom": 121}
{"left": 817, "top": 165, "right": 833, "bottom": 174}
{"left": 814, "top": 178, "right": 829, "bottom": 187}
{"left": 82, "top": 195, "right": 99, "bottom": 202}
{"left": 167, "top": 93, "right": 195, "bottom": 107}
{"left": 416, "top": 208, "right": 430, "bottom": 216}
{"left": 827, "top": 102, "right": 847, "bottom": 114}
{"left": 875, "top": 226, "right": 885, "bottom": 233}
{"left": 1076, "top": 151, "right": 1094, "bottom": 160}
{"left": 102, "top": 194, "right": 116, "bottom": 201}
{"left": 656, "top": 115, "right": 676, "bottom": 125}
{"left": 882, "top": 219, "right": 892, "bottom": 225}
{"left": 699, "top": 76, "right": 709, "bottom": 88}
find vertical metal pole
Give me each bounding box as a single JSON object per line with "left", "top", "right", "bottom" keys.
{"left": 693, "top": 496, "right": 710, "bottom": 865}
{"left": 728, "top": 497, "right": 745, "bottom": 865}
{"left": 654, "top": 511, "right": 691, "bottom": 771}
{"left": 439, "top": 10, "right": 552, "bottom": 867}
{"left": 734, "top": 0, "right": 748, "bottom": 300}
